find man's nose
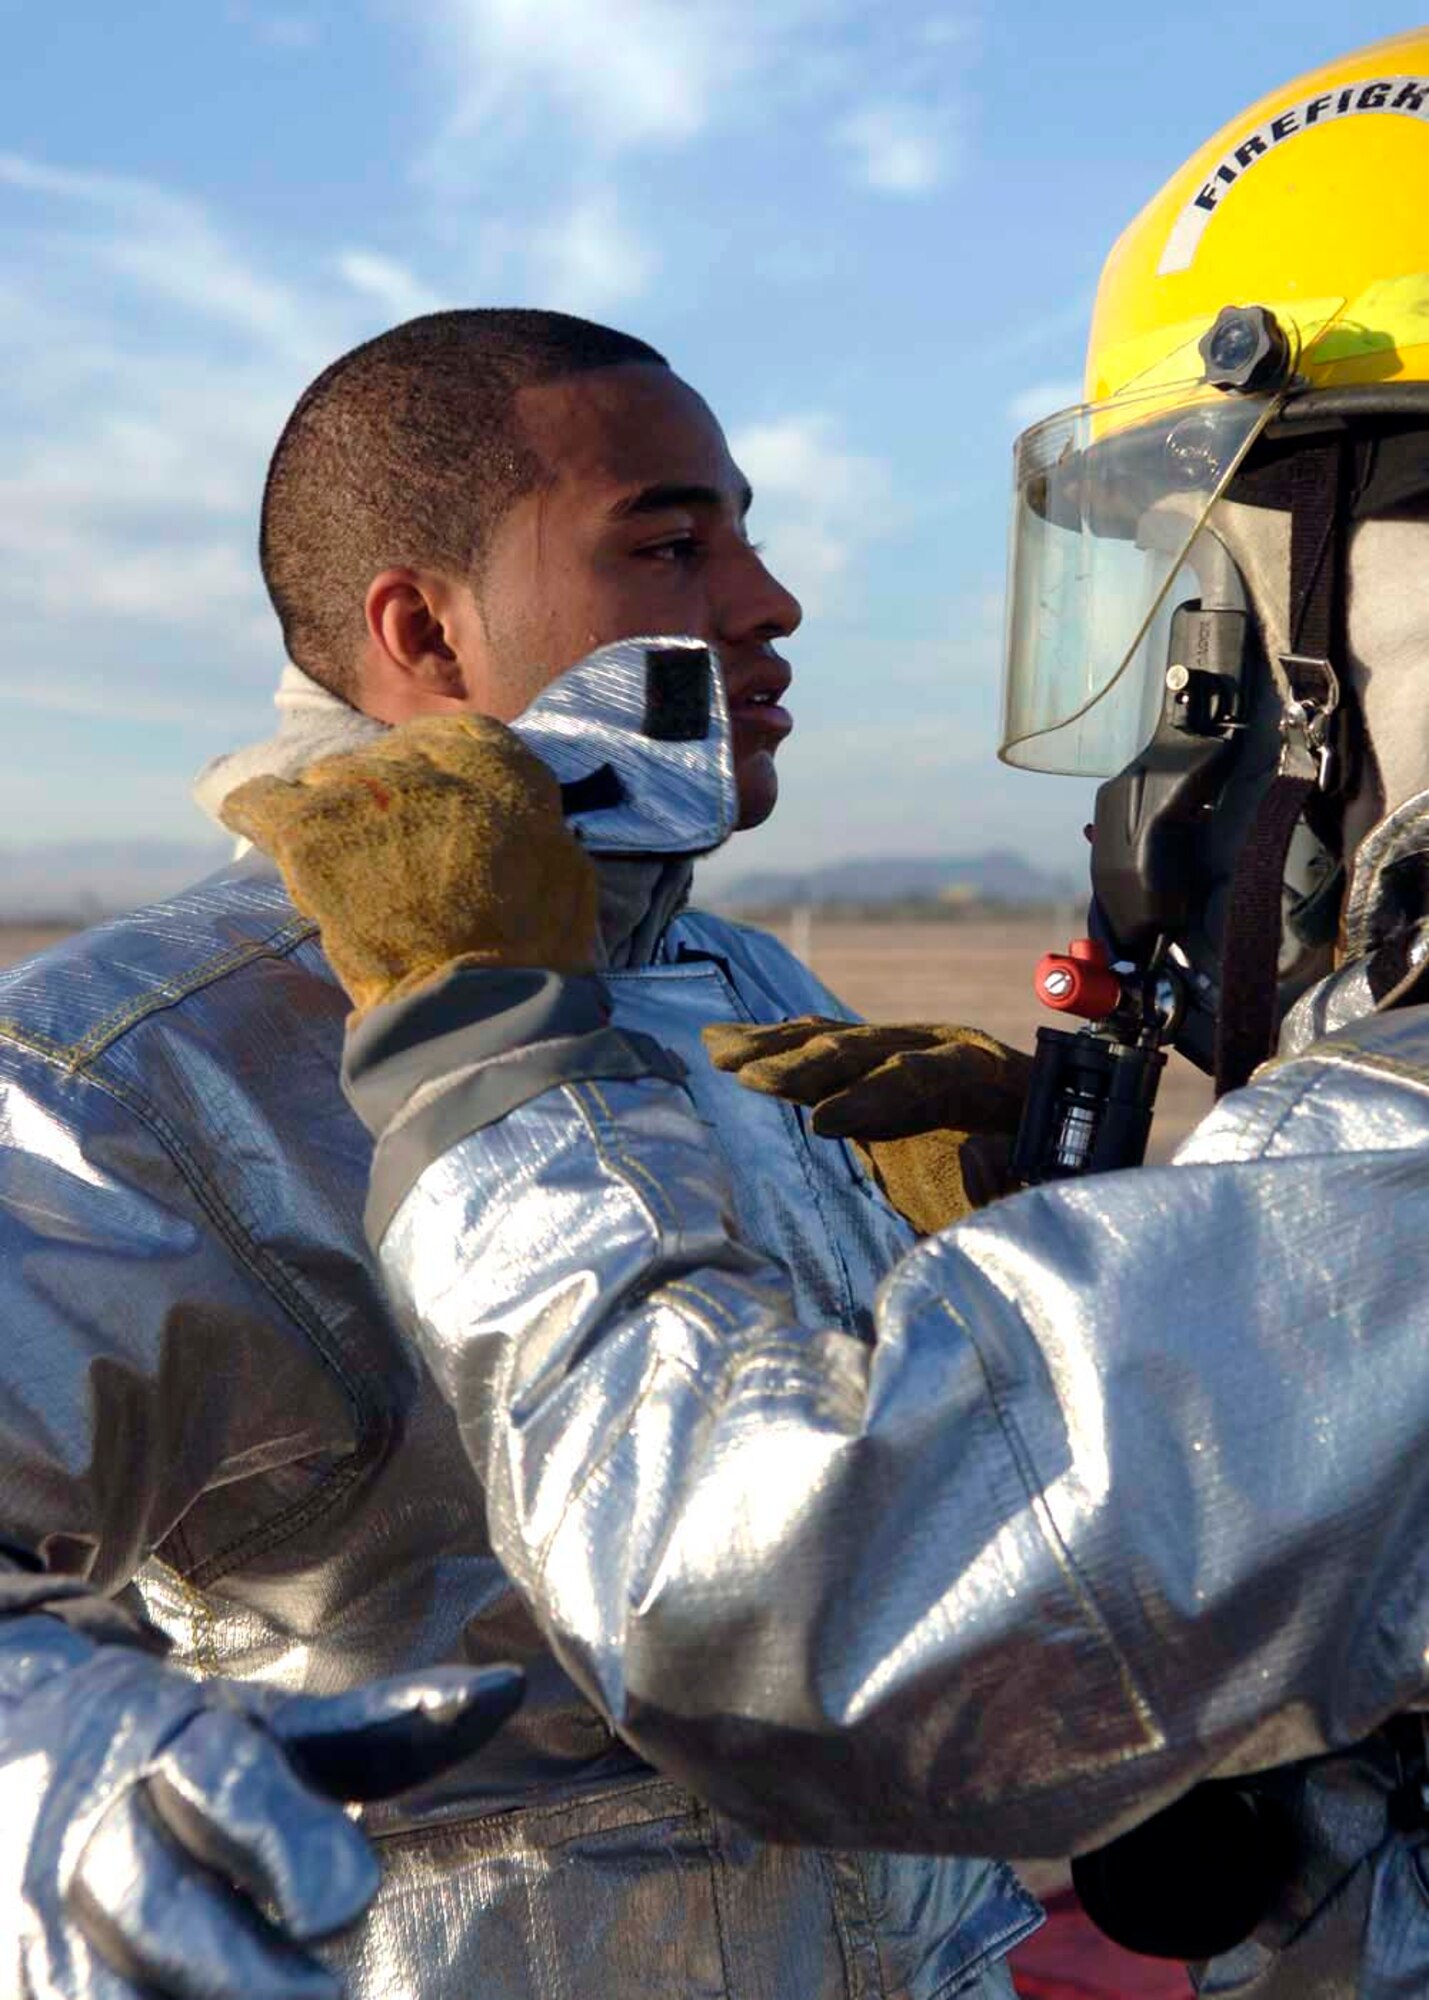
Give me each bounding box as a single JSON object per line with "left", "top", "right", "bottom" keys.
{"left": 721, "top": 547, "right": 803, "bottom": 643}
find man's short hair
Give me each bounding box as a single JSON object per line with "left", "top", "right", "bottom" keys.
{"left": 261, "top": 308, "right": 667, "bottom": 697}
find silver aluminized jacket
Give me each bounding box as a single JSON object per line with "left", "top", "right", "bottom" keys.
{"left": 0, "top": 846, "right": 1032, "bottom": 1995}
{"left": 364, "top": 791, "right": 1429, "bottom": 2000}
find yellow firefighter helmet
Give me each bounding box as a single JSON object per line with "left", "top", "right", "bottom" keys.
{"left": 1090, "top": 28, "right": 1429, "bottom": 409}
{"left": 1001, "top": 30, "right": 1429, "bottom": 780}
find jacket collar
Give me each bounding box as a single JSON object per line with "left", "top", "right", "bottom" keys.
{"left": 190, "top": 658, "right": 698, "bottom": 972}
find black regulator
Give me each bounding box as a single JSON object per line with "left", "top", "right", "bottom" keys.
{"left": 1011, "top": 592, "right": 1251, "bottom": 1186}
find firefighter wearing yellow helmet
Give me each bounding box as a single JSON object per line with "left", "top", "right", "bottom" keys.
{"left": 1003, "top": 25, "right": 1429, "bottom": 1085}
{"left": 168, "top": 29, "right": 1429, "bottom": 2000}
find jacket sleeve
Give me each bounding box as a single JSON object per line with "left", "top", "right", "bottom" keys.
{"left": 0, "top": 1049, "right": 359, "bottom": 1594}
{"left": 354, "top": 971, "right": 1429, "bottom": 1860}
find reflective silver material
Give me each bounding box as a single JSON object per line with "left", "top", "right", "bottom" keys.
{"left": 1279, "top": 793, "right": 1429, "bottom": 1057}
{"left": 1195, "top": 1734, "right": 1429, "bottom": 1999}
{"left": 0, "top": 843, "right": 1030, "bottom": 1992}
{"left": 382, "top": 789, "right": 1429, "bottom": 2000}
{"left": 196, "top": 641, "right": 736, "bottom": 866}
{"left": 515, "top": 635, "right": 737, "bottom": 856}
{"left": 0, "top": 1614, "right": 511, "bottom": 1999}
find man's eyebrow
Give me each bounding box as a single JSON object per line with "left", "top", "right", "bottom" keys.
{"left": 607, "top": 479, "right": 755, "bottom": 520}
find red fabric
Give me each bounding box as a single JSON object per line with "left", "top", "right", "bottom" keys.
{"left": 1010, "top": 1891, "right": 1193, "bottom": 1998}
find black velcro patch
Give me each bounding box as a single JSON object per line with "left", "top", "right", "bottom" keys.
{"left": 559, "top": 763, "right": 626, "bottom": 817}
{"left": 643, "top": 645, "right": 711, "bottom": 741}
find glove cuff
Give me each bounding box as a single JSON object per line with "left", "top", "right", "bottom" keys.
{"left": 344, "top": 963, "right": 685, "bottom": 1245}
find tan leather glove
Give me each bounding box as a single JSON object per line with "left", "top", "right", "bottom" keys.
{"left": 220, "top": 715, "right": 599, "bottom": 1016}
{"left": 702, "top": 1017, "right": 1033, "bottom": 1233}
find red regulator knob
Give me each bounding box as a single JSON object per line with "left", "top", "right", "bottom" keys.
{"left": 1034, "top": 938, "right": 1123, "bottom": 1019}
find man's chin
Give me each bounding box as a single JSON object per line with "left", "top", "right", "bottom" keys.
{"left": 734, "top": 750, "right": 779, "bottom": 831}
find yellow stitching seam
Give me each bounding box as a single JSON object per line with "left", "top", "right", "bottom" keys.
{"left": 579, "top": 1077, "right": 683, "bottom": 1231}
{"left": 147, "top": 1560, "right": 224, "bottom": 1679}
{"left": 562, "top": 1081, "right": 667, "bottom": 1242}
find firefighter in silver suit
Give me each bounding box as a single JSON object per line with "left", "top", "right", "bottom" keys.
{"left": 0, "top": 314, "right": 1033, "bottom": 1993}
{"left": 229, "top": 31, "right": 1429, "bottom": 1999}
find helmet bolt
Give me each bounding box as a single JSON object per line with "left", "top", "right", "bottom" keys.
{"left": 1198, "top": 304, "right": 1292, "bottom": 394}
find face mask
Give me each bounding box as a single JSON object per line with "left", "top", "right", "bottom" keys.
{"left": 1086, "top": 502, "right": 1341, "bottom": 1073}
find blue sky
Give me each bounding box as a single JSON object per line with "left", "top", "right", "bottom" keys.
{"left": 0, "top": 0, "right": 1414, "bottom": 883}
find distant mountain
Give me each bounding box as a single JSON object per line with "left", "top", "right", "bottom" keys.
{"left": 0, "top": 838, "right": 1078, "bottom": 925}
{"left": 706, "top": 849, "right": 1078, "bottom": 910}
{"left": 0, "top": 840, "right": 232, "bottom": 921}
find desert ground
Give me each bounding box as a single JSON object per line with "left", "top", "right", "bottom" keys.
{"left": 0, "top": 926, "right": 77, "bottom": 970}
{"left": 0, "top": 915, "right": 1215, "bottom": 1157}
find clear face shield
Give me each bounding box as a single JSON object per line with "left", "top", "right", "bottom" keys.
{"left": 998, "top": 374, "right": 1333, "bottom": 1078}
{"left": 999, "top": 387, "right": 1281, "bottom": 778}
{"left": 998, "top": 285, "right": 1369, "bottom": 776}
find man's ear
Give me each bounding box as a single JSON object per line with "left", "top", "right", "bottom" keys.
{"left": 357, "top": 569, "right": 477, "bottom": 720}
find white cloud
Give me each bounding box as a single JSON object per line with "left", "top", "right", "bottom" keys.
{"left": 424, "top": 0, "right": 972, "bottom": 168}
{"left": 0, "top": 153, "right": 326, "bottom": 362}
{"left": 734, "top": 414, "right": 889, "bottom": 514}
{"left": 335, "top": 251, "right": 446, "bottom": 323}
{"left": 0, "top": 505, "right": 259, "bottom": 624}
{"left": 529, "top": 189, "right": 655, "bottom": 314}
{"left": 226, "top": 4, "right": 318, "bottom": 49}
{"left": 427, "top": 0, "right": 784, "bottom": 154}
{"left": 0, "top": 667, "right": 266, "bottom": 729}
{"left": 835, "top": 102, "right": 948, "bottom": 195}
{"left": 0, "top": 0, "right": 985, "bottom": 836}
{"left": 0, "top": 153, "right": 349, "bottom": 747}
{"left": 0, "top": 141, "right": 658, "bottom": 762}
{"left": 1007, "top": 379, "right": 1083, "bottom": 430}
{"left": 920, "top": 13, "right": 973, "bottom": 48}
{"left": 405, "top": 2, "right": 977, "bottom": 340}
{"left": 731, "top": 414, "right": 892, "bottom": 614}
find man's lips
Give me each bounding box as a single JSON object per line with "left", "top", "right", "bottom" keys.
{"left": 726, "top": 658, "right": 794, "bottom": 740}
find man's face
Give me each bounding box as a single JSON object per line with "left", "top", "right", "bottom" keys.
{"left": 460, "top": 364, "right": 802, "bottom": 829}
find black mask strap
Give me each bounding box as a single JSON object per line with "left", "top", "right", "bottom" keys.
{"left": 1213, "top": 440, "right": 1348, "bottom": 1097}
{"left": 1286, "top": 438, "right": 1348, "bottom": 667}
{"left": 1213, "top": 773, "right": 1314, "bottom": 1094}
